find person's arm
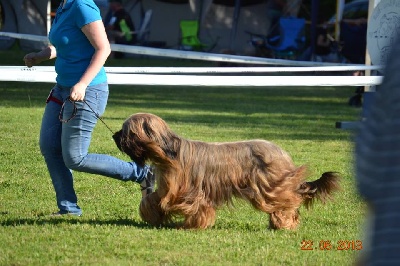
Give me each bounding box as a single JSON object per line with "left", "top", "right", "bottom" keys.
{"left": 69, "top": 20, "right": 111, "bottom": 101}
{"left": 23, "top": 45, "right": 57, "bottom": 67}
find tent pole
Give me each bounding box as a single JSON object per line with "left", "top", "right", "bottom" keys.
{"left": 310, "top": 0, "right": 318, "bottom": 61}
{"left": 335, "top": 0, "right": 344, "bottom": 40}
{"left": 365, "top": 0, "right": 378, "bottom": 92}
{"left": 230, "top": 0, "right": 241, "bottom": 51}
{"left": 47, "top": 0, "right": 51, "bottom": 34}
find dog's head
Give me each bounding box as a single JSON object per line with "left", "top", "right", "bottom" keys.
{"left": 113, "top": 113, "right": 178, "bottom": 166}
{"left": 112, "top": 129, "right": 146, "bottom": 165}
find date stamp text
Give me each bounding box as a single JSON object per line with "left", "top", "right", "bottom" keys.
{"left": 301, "top": 240, "right": 363, "bottom": 251}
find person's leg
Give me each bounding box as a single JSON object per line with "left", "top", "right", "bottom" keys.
{"left": 39, "top": 85, "right": 82, "bottom": 215}
{"left": 61, "top": 82, "right": 151, "bottom": 183}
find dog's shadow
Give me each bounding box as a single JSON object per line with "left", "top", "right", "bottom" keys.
{"left": 0, "top": 215, "right": 303, "bottom": 232}
{"left": 0, "top": 216, "right": 216, "bottom": 231}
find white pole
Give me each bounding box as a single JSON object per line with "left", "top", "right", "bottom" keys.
{"left": 365, "top": 0, "right": 378, "bottom": 92}
{"left": 335, "top": 0, "right": 345, "bottom": 40}
{"left": 46, "top": 0, "right": 51, "bottom": 34}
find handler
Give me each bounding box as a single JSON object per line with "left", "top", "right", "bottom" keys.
{"left": 23, "top": 0, "right": 154, "bottom": 216}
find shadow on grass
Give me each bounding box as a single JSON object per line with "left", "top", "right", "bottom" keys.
{"left": 0, "top": 215, "right": 150, "bottom": 228}
{"left": 0, "top": 82, "right": 359, "bottom": 141}
{"left": 0, "top": 215, "right": 213, "bottom": 231}
{"left": 0, "top": 209, "right": 269, "bottom": 232}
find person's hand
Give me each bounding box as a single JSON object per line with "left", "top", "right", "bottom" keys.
{"left": 23, "top": 52, "right": 41, "bottom": 68}
{"left": 69, "top": 82, "right": 87, "bottom": 101}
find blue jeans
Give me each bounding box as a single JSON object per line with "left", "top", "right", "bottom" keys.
{"left": 39, "top": 82, "right": 150, "bottom": 215}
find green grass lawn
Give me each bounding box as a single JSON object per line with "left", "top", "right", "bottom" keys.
{"left": 0, "top": 46, "right": 367, "bottom": 265}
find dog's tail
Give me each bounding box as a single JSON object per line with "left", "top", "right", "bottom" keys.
{"left": 298, "top": 172, "right": 341, "bottom": 209}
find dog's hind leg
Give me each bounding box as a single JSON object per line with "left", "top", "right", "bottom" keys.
{"left": 269, "top": 209, "right": 300, "bottom": 230}
{"left": 183, "top": 203, "right": 216, "bottom": 229}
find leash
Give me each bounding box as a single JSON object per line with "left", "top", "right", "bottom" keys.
{"left": 59, "top": 97, "right": 115, "bottom": 135}
{"left": 83, "top": 99, "right": 115, "bottom": 135}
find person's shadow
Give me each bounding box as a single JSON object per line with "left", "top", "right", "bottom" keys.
{"left": 0, "top": 212, "right": 150, "bottom": 228}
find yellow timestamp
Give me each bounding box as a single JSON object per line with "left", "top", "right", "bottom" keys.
{"left": 301, "top": 240, "right": 363, "bottom": 251}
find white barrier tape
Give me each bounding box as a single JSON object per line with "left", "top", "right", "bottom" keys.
{"left": 106, "top": 74, "right": 382, "bottom": 87}
{"left": 110, "top": 43, "right": 370, "bottom": 68}
{"left": 0, "top": 68, "right": 382, "bottom": 86}
{"left": 0, "top": 32, "right": 381, "bottom": 69}
{"left": 105, "top": 65, "right": 382, "bottom": 73}
{"left": 0, "top": 65, "right": 382, "bottom": 74}
{"left": 0, "top": 32, "right": 49, "bottom": 43}
{"left": 0, "top": 69, "right": 57, "bottom": 83}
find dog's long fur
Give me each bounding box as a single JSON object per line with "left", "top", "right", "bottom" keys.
{"left": 113, "top": 113, "right": 340, "bottom": 230}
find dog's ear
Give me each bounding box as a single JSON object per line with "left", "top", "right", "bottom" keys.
{"left": 143, "top": 121, "right": 153, "bottom": 139}
{"left": 112, "top": 130, "right": 123, "bottom": 151}
{"left": 161, "top": 135, "right": 178, "bottom": 160}
{"left": 116, "top": 129, "right": 148, "bottom": 166}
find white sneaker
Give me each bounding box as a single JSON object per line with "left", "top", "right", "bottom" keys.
{"left": 140, "top": 166, "right": 156, "bottom": 196}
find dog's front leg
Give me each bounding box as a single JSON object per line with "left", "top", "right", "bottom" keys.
{"left": 139, "top": 192, "right": 166, "bottom": 227}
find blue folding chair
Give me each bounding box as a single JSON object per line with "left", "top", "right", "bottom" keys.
{"left": 265, "top": 17, "right": 306, "bottom": 59}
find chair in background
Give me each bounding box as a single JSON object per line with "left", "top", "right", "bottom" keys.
{"left": 179, "top": 20, "right": 208, "bottom": 51}
{"left": 104, "top": 8, "right": 152, "bottom": 45}
{"left": 131, "top": 9, "right": 165, "bottom": 48}
{"left": 265, "top": 17, "right": 306, "bottom": 59}
{"left": 248, "top": 17, "right": 306, "bottom": 59}
{"left": 133, "top": 9, "right": 153, "bottom": 45}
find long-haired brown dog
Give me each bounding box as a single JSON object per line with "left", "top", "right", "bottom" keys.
{"left": 113, "top": 113, "right": 340, "bottom": 230}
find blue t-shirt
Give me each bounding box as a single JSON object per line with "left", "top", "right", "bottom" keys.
{"left": 49, "top": 0, "right": 107, "bottom": 87}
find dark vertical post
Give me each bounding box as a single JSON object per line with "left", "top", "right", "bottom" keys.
{"left": 310, "top": 0, "right": 319, "bottom": 60}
